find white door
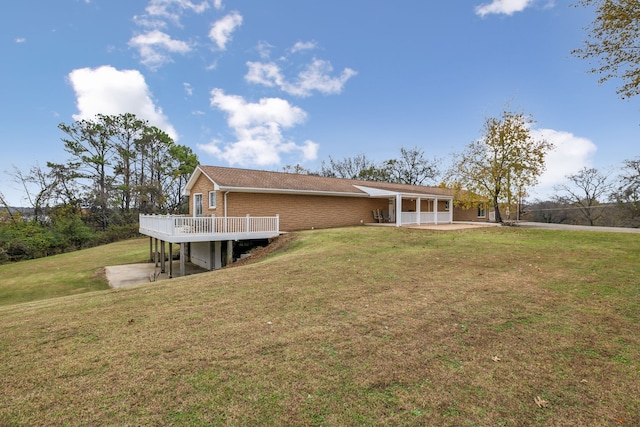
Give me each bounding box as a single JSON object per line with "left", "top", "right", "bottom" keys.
{"left": 194, "top": 194, "right": 203, "bottom": 216}
{"left": 388, "top": 199, "right": 395, "bottom": 222}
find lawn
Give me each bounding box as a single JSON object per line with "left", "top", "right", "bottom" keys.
{"left": 0, "top": 226, "right": 638, "bottom": 426}
{"left": 0, "top": 238, "right": 150, "bottom": 306}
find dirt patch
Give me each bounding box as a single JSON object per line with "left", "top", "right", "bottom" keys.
{"left": 92, "top": 267, "right": 107, "bottom": 283}
{"left": 232, "top": 233, "right": 295, "bottom": 267}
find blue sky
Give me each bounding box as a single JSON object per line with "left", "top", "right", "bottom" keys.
{"left": 2, "top": 0, "right": 639, "bottom": 206}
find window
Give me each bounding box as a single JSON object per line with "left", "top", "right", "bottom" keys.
{"left": 208, "top": 191, "right": 216, "bottom": 209}
{"left": 194, "top": 193, "right": 203, "bottom": 216}
{"left": 477, "top": 203, "right": 486, "bottom": 218}
{"left": 444, "top": 201, "right": 450, "bottom": 211}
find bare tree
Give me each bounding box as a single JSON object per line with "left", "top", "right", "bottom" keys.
{"left": 554, "top": 167, "right": 612, "bottom": 226}
{"left": 612, "top": 157, "right": 640, "bottom": 226}
{"left": 0, "top": 191, "right": 16, "bottom": 223}
{"left": 382, "top": 147, "right": 439, "bottom": 186}
{"left": 320, "top": 154, "right": 378, "bottom": 180}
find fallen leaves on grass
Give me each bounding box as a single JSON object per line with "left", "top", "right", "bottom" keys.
{"left": 534, "top": 396, "right": 549, "bottom": 408}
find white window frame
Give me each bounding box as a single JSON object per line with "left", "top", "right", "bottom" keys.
{"left": 194, "top": 193, "right": 203, "bottom": 216}
{"left": 444, "top": 200, "right": 450, "bottom": 211}
{"left": 477, "top": 203, "right": 486, "bottom": 218}
{"left": 208, "top": 191, "right": 216, "bottom": 209}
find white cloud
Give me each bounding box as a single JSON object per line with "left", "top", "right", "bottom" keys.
{"left": 256, "top": 40, "right": 274, "bottom": 59}
{"left": 197, "top": 89, "right": 318, "bottom": 165}
{"left": 245, "top": 59, "right": 357, "bottom": 97}
{"left": 245, "top": 62, "right": 284, "bottom": 88}
{"left": 129, "top": 30, "right": 191, "bottom": 69}
{"left": 144, "top": 0, "right": 210, "bottom": 24}
{"left": 67, "top": 66, "right": 178, "bottom": 140}
{"left": 209, "top": 11, "right": 243, "bottom": 50}
{"left": 475, "top": 0, "right": 535, "bottom": 17}
{"left": 290, "top": 41, "right": 317, "bottom": 53}
{"left": 212, "top": 0, "right": 223, "bottom": 10}
{"left": 184, "top": 82, "right": 193, "bottom": 96}
{"left": 529, "top": 128, "right": 597, "bottom": 198}
{"left": 15, "top": 37, "right": 26, "bottom": 43}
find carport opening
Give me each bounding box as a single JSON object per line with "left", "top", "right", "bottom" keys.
{"left": 233, "top": 239, "right": 270, "bottom": 262}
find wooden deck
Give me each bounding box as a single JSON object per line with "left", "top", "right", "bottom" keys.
{"left": 139, "top": 214, "right": 280, "bottom": 243}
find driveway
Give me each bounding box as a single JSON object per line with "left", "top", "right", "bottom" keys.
{"left": 517, "top": 221, "right": 640, "bottom": 234}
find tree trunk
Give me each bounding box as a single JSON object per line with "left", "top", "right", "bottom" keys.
{"left": 493, "top": 196, "right": 503, "bottom": 223}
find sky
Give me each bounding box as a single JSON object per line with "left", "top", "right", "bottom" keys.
{"left": 2, "top": 0, "right": 639, "bottom": 206}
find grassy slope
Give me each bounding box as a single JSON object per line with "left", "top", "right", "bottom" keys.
{"left": 0, "top": 238, "right": 150, "bottom": 306}
{"left": 0, "top": 227, "right": 638, "bottom": 426}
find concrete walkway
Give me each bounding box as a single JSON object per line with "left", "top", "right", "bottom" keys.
{"left": 105, "top": 261, "right": 208, "bottom": 288}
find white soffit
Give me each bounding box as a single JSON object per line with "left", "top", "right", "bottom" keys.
{"left": 354, "top": 185, "right": 451, "bottom": 199}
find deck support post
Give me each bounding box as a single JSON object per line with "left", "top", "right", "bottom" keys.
{"left": 154, "top": 238, "right": 159, "bottom": 267}
{"left": 149, "top": 237, "right": 153, "bottom": 262}
{"left": 180, "top": 243, "right": 186, "bottom": 277}
{"left": 226, "top": 240, "right": 233, "bottom": 266}
{"left": 169, "top": 243, "right": 174, "bottom": 278}
{"left": 208, "top": 241, "right": 215, "bottom": 271}
{"left": 160, "top": 240, "right": 166, "bottom": 273}
{"left": 214, "top": 241, "right": 222, "bottom": 269}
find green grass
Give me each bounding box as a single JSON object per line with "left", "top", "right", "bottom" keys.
{"left": 0, "top": 238, "right": 149, "bottom": 306}
{"left": 0, "top": 227, "right": 639, "bottom": 426}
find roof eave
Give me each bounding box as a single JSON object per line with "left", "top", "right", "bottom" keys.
{"left": 218, "top": 186, "right": 369, "bottom": 197}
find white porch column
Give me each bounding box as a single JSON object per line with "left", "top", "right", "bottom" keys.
{"left": 396, "top": 194, "right": 402, "bottom": 227}
{"left": 434, "top": 197, "right": 439, "bottom": 225}
{"left": 449, "top": 199, "right": 453, "bottom": 223}
{"left": 416, "top": 198, "right": 421, "bottom": 225}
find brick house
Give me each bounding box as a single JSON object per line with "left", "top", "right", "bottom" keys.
{"left": 139, "top": 165, "right": 488, "bottom": 276}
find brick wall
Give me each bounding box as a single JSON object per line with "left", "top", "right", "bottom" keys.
{"left": 227, "top": 192, "right": 386, "bottom": 231}
{"left": 452, "top": 203, "right": 489, "bottom": 222}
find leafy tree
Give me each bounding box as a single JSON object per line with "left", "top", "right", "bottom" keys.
{"left": 573, "top": 0, "right": 640, "bottom": 99}
{"left": 58, "top": 119, "right": 115, "bottom": 230}
{"left": 554, "top": 167, "right": 612, "bottom": 226}
{"left": 164, "top": 144, "right": 199, "bottom": 213}
{"left": 49, "top": 205, "right": 94, "bottom": 250}
{"left": 102, "top": 113, "right": 147, "bottom": 212}
{"left": 447, "top": 110, "right": 553, "bottom": 223}
{"left": 56, "top": 113, "right": 198, "bottom": 220}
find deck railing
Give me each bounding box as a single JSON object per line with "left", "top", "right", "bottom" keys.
{"left": 400, "top": 211, "right": 452, "bottom": 225}
{"left": 139, "top": 214, "right": 279, "bottom": 237}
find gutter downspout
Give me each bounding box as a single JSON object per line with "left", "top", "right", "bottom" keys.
{"left": 224, "top": 191, "right": 229, "bottom": 217}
